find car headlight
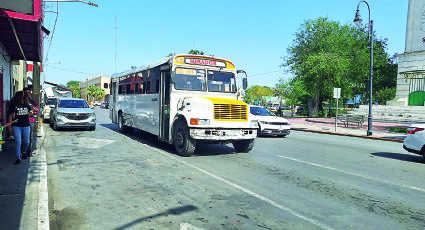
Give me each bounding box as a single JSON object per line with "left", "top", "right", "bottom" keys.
{"left": 259, "top": 121, "right": 270, "bottom": 124}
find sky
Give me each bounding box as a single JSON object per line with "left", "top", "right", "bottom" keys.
{"left": 41, "top": 0, "right": 409, "bottom": 88}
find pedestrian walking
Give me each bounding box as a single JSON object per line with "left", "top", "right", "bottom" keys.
{"left": 8, "top": 91, "right": 35, "bottom": 165}
{"left": 23, "top": 87, "right": 39, "bottom": 156}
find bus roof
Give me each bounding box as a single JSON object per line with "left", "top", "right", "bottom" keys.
{"left": 111, "top": 54, "right": 235, "bottom": 78}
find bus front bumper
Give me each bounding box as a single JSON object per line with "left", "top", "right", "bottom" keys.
{"left": 190, "top": 128, "right": 257, "bottom": 140}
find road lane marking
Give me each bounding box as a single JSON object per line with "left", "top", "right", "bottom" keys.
{"left": 276, "top": 155, "right": 425, "bottom": 193}
{"left": 112, "top": 129, "right": 333, "bottom": 229}
{"left": 144, "top": 146, "right": 334, "bottom": 230}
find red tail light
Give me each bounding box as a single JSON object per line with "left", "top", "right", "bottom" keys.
{"left": 407, "top": 127, "right": 424, "bottom": 134}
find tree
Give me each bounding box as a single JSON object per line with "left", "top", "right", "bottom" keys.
{"left": 188, "top": 49, "right": 205, "bottom": 55}
{"left": 243, "top": 85, "right": 274, "bottom": 105}
{"left": 276, "top": 78, "right": 305, "bottom": 117}
{"left": 283, "top": 17, "right": 394, "bottom": 117}
{"left": 86, "top": 85, "right": 106, "bottom": 102}
{"left": 67, "top": 80, "right": 81, "bottom": 98}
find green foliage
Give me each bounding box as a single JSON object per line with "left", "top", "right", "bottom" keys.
{"left": 374, "top": 87, "right": 396, "bottom": 105}
{"left": 66, "top": 81, "right": 80, "bottom": 98}
{"left": 243, "top": 85, "right": 274, "bottom": 104}
{"left": 389, "top": 127, "right": 407, "bottom": 133}
{"left": 283, "top": 17, "right": 395, "bottom": 117}
{"left": 328, "top": 108, "right": 348, "bottom": 117}
{"left": 188, "top": 49, "right": 205, "bottom": 55}
{"left": 87, "top": 85, "right": 106, "bottom": 101}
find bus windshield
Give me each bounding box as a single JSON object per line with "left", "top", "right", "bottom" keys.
{"left": 175, "top": 68, "right": 236, "bottom": 92}
{"left": 207, "top": 70, "right": 236, "bottom": 92}
{"left": 175, "top": 68, "right": 206, "bottom": 91}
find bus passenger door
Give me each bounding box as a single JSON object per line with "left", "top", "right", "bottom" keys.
{"left": 159, "top": 70, "right": 171, "bottom": 141}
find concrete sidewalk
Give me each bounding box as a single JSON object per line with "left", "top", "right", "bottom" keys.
{"left": 286, "top": 117, "right": 409, "bottom": 142}
{"left": 0, "top": 126, "right": 48, "bottom": 230}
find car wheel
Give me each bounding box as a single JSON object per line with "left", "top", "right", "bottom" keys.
{"left": 421, "top": 147, "right": 425, "bottom": 161}
{"left": 53, "top": 119, "right": 59, "bottom": 131}
{"left": 232, "top": 139, "right": 255, "bottom": 153}
{"left": 173, "top": 121, "right": 196, "bottom": 157}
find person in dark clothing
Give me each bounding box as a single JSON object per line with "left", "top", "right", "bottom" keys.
{"left": 23, "top": 87, "right": 38, "bottom": 156}
{"left": 8, "top": 91, "right": 35, "bottom": 165}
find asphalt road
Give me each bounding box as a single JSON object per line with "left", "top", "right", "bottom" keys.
{"left": 44, "top": 108, "right": 425, "bottom": 230}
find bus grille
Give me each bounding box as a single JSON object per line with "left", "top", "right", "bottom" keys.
{"left": 213, "top": 104, "right": 248, "bottom": 121}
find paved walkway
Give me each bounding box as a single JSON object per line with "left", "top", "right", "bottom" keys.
{"left": 286, "top": 117, "right": 409, "bottom": 142}
{"left": 0, "top": 118, "right": 411, "bottom": 229}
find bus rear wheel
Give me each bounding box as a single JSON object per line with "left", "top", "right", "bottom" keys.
{"left": 232, "top": 139, "right": 255, "bottom": 153}
{"left": 173, "top": 121, "right": 196, "bottom": 157}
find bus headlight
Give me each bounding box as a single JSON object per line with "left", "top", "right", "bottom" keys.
{"left": 251, "top": 120, "right": 259, "bottom": 127}
{"left": 190, "top": 118, "right": 210, "bottom": 125}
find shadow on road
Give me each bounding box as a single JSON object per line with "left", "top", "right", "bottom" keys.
{"left": 371, "top": 152, "right": 424, "bottom": 164}
{"left": 99, "top": 123, "right": 238, "bottom": 157}
{"left": 113, "top": 205, "right": 198, "bottom": 230}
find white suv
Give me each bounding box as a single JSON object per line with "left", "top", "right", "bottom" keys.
{"left": 403, "top": 123, "right": 425, "bottom": 159}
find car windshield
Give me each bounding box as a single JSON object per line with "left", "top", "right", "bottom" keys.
{"left": 250, "top": 106, "right": 273, "bottom": 116}
{"left": 59, "top": 100, "right": 89, "bottom": 108}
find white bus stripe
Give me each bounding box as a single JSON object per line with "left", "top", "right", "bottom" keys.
{"left": 276, "top": 155, "right": 425, "bottom": 193}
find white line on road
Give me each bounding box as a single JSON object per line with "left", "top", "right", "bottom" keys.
{"left": 145, "top": 146, "right": 334, "bottom": 230}
{"left": 276, "top": 155, "right": 425, "bottom": 193}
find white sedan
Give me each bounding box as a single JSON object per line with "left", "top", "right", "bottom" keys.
{"left": 250, "top": 105, "right": 290, "bottom": 137}
{"left": 403, "top": 123, "right": 425, "bottom": 159}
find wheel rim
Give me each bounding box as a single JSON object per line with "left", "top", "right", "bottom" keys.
{"left": 175, "top": 129, "right": 185, "bottom": 148}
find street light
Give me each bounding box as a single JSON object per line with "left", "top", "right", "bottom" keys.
{"left": 354, "top": 0, "right": 373, "bottom": 136}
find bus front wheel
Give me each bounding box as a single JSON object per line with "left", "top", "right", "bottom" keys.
{"left": 118, "top": 113, "right": 132, "bottom": 133}
{"left": 232, "top": 139, "right": 255, "bottom": 153}
{"left": 173, "top": 121, "right": 196, "bottom": 157}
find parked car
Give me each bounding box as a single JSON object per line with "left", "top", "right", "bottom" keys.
{"left": 41, "top": 97, "right": 57, "bottom": 123}
{"left": 100, "top": 101, "right": 109, "bottom": 109}
{"left": 50, "top": 98, "right": 96, "bottom": 131}
{"left": 403, "top": 124, "right": 425, "bottom": 159}
{"left": 93, "top": 101, "right": 102, "bottom": 106}
{"left": 250, "top": 105, "right": 290, "bottom": 137}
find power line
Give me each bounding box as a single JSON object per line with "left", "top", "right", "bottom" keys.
{"left": 43, "top": 2, "right": 59, "bottom": 64}
{"left": 249, "top": 69, "right": 287, "bottom": 78}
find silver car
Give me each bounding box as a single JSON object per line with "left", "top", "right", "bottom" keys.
{"left": 50, "top": 98, "right": 96, "bottom": 131}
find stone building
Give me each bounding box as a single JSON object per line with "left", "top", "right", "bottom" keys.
{"left": 79, "top": 75, "right": 111, "bottom": 104}
{"left": 390, "top": 0, "right": 425, "bottom": 106}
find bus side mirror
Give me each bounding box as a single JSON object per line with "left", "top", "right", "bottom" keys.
{"left": 243, "top": 78, "right": 248, "bottom": 90}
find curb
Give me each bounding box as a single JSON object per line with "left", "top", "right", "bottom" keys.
{"left": 36, "top": 126, "right": 49, "bottom": 230}
{"left": 291, "top": 128, "right": 404, "bottom": 143}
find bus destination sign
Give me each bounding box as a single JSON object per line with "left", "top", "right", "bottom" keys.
{"left": 185, "top": 58, "right": 226, "bottom": 68}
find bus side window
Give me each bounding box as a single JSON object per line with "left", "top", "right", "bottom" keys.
{"left": 119, "top": 85, "right": 125, "bottom": 94}
{"left": 146, "top": 81, "right": 151, "bottom": 94}
{"left": 126, "top": 84, "right": 132, "bottom": 94}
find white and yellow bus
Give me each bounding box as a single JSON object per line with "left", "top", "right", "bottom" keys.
{"left": 109, "top": 54, "right": 258, "bottom": 156}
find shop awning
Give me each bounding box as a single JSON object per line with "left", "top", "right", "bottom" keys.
{"left": 0, "top": 0, "right": 44, "bottom": 62}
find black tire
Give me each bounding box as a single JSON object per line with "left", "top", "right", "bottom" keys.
{"left": 232, "top": 139, "right": 255, "bottom": 153}
{"left": 257, "top": 126, "right": 262, "bottom": 137}
{"left": 173, "top": 121, "right": 196, "bottom": 157}
{"left": 53, "top": 119, "right": 60, "bottom": 131}
{"left": 118, "top": 113, "right": 132, "bottom": 133}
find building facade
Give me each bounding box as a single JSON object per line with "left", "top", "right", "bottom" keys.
{"left": 390, "top": 0, "right": 425, "bottom": 106}
{"left": 79, "top": 75, "right": 111, "bottom": 104}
